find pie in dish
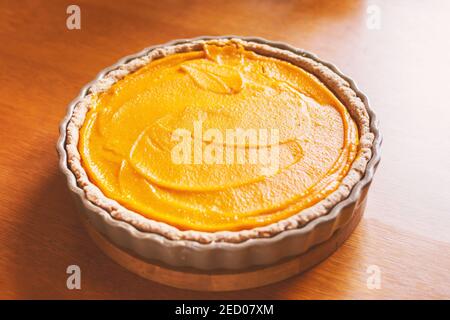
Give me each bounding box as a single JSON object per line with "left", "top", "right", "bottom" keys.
{"left": 65, "top": 38, "right": 374, "bottom": 244}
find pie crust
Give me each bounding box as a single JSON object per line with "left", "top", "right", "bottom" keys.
{"left": 65, "top": 38, "right": 374, "bottom": 244}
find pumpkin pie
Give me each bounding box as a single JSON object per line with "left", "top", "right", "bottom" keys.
{"left": 64, "top": 38, "right": 375, "bottom": 244}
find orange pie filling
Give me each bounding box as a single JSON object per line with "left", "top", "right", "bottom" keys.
{"left": 79, "top": 43, "right": 359, "bottom": 232}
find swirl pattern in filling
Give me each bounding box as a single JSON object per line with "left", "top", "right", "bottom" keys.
{"left": 79, "top": 43, "right": 359, "bottom": 232}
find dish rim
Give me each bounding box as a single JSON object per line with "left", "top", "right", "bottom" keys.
{"left": 57, "top": 35, "right": 381, "bottom": 253}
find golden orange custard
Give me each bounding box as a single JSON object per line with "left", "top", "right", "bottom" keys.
{"left": 79, "top": 43, "right": 359, "bottom": 232}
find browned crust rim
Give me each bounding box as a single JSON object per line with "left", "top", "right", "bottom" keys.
{"left": 65, "top": 38, "right": 374, "bottom": 244}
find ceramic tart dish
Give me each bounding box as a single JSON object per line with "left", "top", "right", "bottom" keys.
{"left": 58, "top": 36, "right": 381, "bottom": 278}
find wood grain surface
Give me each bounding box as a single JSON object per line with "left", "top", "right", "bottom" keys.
{"left": 0, "top": 0, "right": 449, "bottom": 299}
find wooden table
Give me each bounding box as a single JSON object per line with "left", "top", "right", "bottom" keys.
{"left": 1, "top": 0, "right": 449, "bottom": 299}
